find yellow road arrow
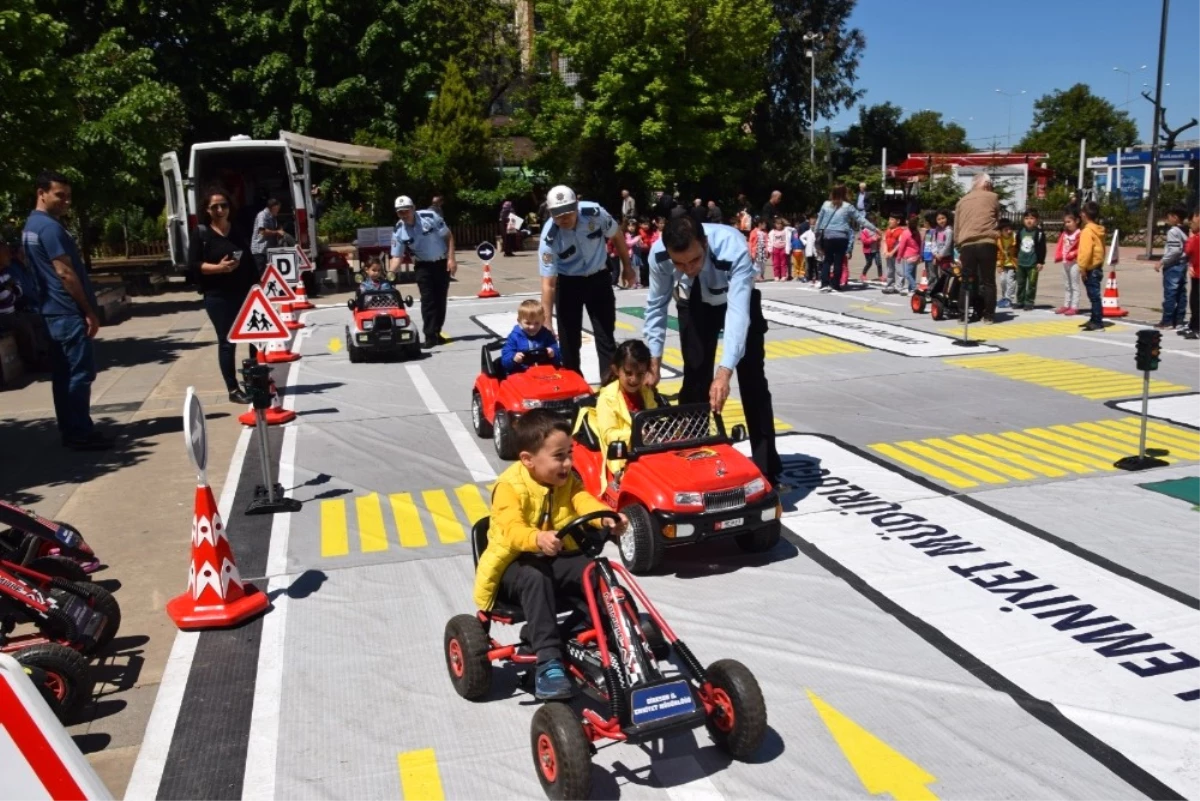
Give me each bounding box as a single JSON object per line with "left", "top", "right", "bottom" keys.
{"left": 807, "top": 689, "right": 939, "bottom": 800}
{"left": 328, "top": 337, "right": 343, "bottom": 353}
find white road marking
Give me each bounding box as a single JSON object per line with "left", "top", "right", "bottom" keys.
{"left": 655, "top": 755, "right": 725, "bottom": 801}
{"left": 407, "top": 363, "right": 497, "bottom": 482}
{"left": 1068, "top": 335, "right": 1200, "bottom": 359}
{"left": 1112, "top": 393, "right": 1200, "bottom": 430}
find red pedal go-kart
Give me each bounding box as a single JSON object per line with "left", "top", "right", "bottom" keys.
{"left": 471, "top": 342, "right": 593, "bottom": 460}
{"left": 572, "top": 402, "right": 781, "bottom": 574}
{"left": 444, "top": 511, "right": 767, "bottom": 800}
{"left": 0, "top": 500, "right": 102, "bottom": 580}
{"left": 345, "top": 287, "right": 420, "bottom": 363}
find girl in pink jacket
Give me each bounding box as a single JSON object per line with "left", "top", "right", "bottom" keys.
{"left": 893, "top": 216, "right": 922, "bottom": 294}
{"left": 1054, "top": 210, "right": 1082, "bottom": 315}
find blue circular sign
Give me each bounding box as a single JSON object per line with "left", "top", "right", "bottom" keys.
{"left": 476, "top": 241, "right": 496, "bottom": 262}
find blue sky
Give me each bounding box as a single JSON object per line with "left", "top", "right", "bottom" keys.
{"left": 822, "top": 0, "right": 1199, "bottom": 154}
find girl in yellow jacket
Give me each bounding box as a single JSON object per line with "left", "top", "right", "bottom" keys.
{"left": 596, "top": 340, "right": 659, "bottom": 490}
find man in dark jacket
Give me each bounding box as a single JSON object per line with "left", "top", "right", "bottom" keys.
{"left": 761, "top": 190, "right": 781, "bottom": 226}
{"left": 706, "top": 200, "right": 723, "bottom": 223}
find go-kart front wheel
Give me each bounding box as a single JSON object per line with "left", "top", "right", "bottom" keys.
{"left": 26, "top": 555, "right": 89, "bottom": 582}
{"left": 930, "top": 298, "right": 946, "bottom": 322}
{"left": 444, "top": 614, "right": 492, "bottom": 700}
{"left": 348, "top": 339, "right": 363, "bottom": 363}
{"left": 910, "top": 292, "right": 927, "bottom": 314}
{"left": 704, "top": 659, "right": 767, "bottom": 760}
{"left": 619, "top": 504, "right": 663, "bottom": 575}
{"left": 472, "top": 391, "right": 493, "bottom": 438}
{"left": 735, "top": 520, "right": 781, "bottom": 554}
{"left": 531, "top": 702, "right": 592, "bottom": 800}
{"left": 494, "top": 410, "right": 518, "bottom": 460}
{"left": 14, "top": 643, "right": 94, "bottom": 723}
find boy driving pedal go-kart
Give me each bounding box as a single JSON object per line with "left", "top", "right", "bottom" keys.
{"left": 344, "top": 260, "right": 420, "bottom": 362}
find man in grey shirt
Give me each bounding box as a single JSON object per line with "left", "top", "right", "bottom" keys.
{"left": 251, "top": 198, "right": 285, "bottom": 275}
{"left": 621, "top": 189, "right": 635, "bottom": 221}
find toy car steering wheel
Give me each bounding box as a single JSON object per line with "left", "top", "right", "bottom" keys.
{"left": 521, "top": 347, "right": 555, "bottom": 366}
{"left": 556, "top": 510, "right": 622, "bottom": 557}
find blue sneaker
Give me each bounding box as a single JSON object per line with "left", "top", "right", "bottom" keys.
{"left": 535, "top": 659, "right": 575, "bottom": 701}
{"left": 997, "top": 299, "right": 1011, "bottom": 309}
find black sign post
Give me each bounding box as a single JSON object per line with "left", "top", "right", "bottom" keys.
{"left": 1115, "top": 329, "right": 1169, "bottom": 471}
{"left": 241, "top": 359, "right": 303, "bottom": 514}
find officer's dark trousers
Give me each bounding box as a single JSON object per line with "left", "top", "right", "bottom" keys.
{"left": 415, "top": 259, "right": 450, "bottom": 344}
{"left": 676, "top": 286, "right": 782, "bottom": 481}
{"left": 500, "top": 552, "right": 589, "bottom": 662}
{"left": 556, "top": 270, "right": 616, "bottom": 374}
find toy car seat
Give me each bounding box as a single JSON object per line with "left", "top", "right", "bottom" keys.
{"left": 470, "top": 517, "right": 525, "bottom": 623}
{"left": 572, "top": 400, "right": 600, "bottom": 452}
{"left": 480, "top": 342, "right": 506, "bottom": 381}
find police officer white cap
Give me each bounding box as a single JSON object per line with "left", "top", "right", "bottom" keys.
{"left": 546, "top": 185, "right": 578, "bottom": 216}
{"left": 394, "top": 195, "right": 415, "bottom": 210}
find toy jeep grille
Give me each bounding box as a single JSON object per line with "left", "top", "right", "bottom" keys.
{"left": 364, "top": 293, "right": 400, "bottom": 309}
{"left": 638, "top": 407, "right": 713, "bottom": 447}
{"left": 540, "top": 398, "right": 578, "bottom": 417}
{"left": 703, "top": 487, "right": 746, "bottom": 513}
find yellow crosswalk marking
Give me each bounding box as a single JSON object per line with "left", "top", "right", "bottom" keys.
{"left": 320, "top": 498, "right": 349, "bottom": 557}
{"left": 662, "top": 337, "right": 863, "bottom": 369}
{"left": 615, "top": 320, "right": 636, "bottom": 331}
{"left": 455, "top": 483, "right": 491, "bottom": 525}
{"left": 945, "top": 354, "right": 1190, "bottom": 400}
{"left": 936, "top": 319, "right": 1090, "bottom": 340}
{"left": 390, "top": 492, "right": 427, "bottom": 548}
{"left": 871, "top": 418, "right": 1198, "bottom": 488}
{"left": 424, "top": 489, "right": 465, "bottom": 543}
{"left": 356, "top": 493, "right": 389, "bottom": 553}
{"left": 398, "top": 748, "right": 445, "bottom": 801}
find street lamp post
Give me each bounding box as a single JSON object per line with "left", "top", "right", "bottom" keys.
{"left": 803, "top": 32, "right": 820, "bottom": 164}
{"left": 995, "top": 88, "right": 1026, "bottom": 150}
{"left": 1142, "top": 0, "right": 1171, "bottom": 259}
{"left": 1113, "top": 64, "right": 1147, "bottom": 110}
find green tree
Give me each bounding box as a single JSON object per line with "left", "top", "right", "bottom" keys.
{"left": 902, "top": 111, "right": 970, "bottom": 154}
{"left": 837, "top": 103, "right": 914, "bottom": 173}
{"left": 1015, "top": 84, "right": 1138, "bottom": 178}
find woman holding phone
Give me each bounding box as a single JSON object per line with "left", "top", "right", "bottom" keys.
{"left": 189, "top": 187, "right": 260, "bottom": 403}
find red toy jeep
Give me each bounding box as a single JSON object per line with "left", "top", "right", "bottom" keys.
{"left": 344, "top": 287, "right": 420, "bottom": 362}
{"left": 471, "top": 342, "right": 593, "bottom": 460}
{"left": 572, "top": 402, "right": 781, "bottom": 573}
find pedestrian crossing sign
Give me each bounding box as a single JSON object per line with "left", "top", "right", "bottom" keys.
{"left": 260, "top": 263, "right": 297, "bottom": 302}
{"left": 229, "top": 285, "right": 291, "bottom": 343}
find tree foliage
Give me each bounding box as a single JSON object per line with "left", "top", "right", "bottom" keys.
{"left": 837, "top": 104, "right": 972, "bottom": 175}
{"left": 902, "top": 111, "right": 969, "bottom": 154}
{"left": 1015, "top": 84, "right": 1138, "bottom": 178}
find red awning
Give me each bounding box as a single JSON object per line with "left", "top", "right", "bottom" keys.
{"left": 887, "top": 153, "right": 1053, "bottom": 180}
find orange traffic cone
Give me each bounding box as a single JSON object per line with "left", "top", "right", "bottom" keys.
{"left": 918, "top": 272, "right": 929, "bottom": 292}
{"left": 279, "top": 301, "right": 305, "bottom": 331}
{"left": 292, "top": 279, "right": 314, "bottom": 311}
{"left": 1101, "top": 270, "right": 1129, "bottom": 318}
{"left": 478, "top": 263, "right": 500, "bottom": 298}
{"left": 166, "top": 483, "right": 270, "bottom": 629}
{"left": 239, "top": 376, "right": 296, "bottom": 426}
{"left": 259, "top": 332, "right": 301, "bottom": 363}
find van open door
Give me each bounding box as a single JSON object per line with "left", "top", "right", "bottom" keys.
{"left": 160, "top": 152, "right": 189, "bottom": 269}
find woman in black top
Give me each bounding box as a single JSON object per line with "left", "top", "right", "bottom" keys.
{"left": 189, "top": 187, "right": 259, "bottom": 403}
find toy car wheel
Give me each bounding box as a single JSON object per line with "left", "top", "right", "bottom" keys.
{"left": 65, "top": 580, "right": 121, "bottom": 654}
{"left": 348, "top": 338, "right": 363, "bottom": 363}
{"left": 704, "top": 659, "right": 767, "bottom": 760}
{"left": 910, "top": 292, "right": 926, "bottom": 314}
{"left": 14, "top": 643, "right": 94, "bottom": 723}
{"left": 530, "top": 702, "right": 592, "bottom": 801}
{"left": 494, "top": 411, "right": 518, "bottom": 460}
{"left": 472, "top": 391, "right": 493, "bottom": 438}
{"left": 735, "top": 520, "right": 781, "bottom": 554}
{"left": 444, "top": 614, "right": 492, "bottom": 700}
{"left": 27, "top": 555, "right": 89, "bottom": 582}
{"left": 618, "top": 504, "right": 663, "bottom": 575}
{"left": 930, "top": 298, "right": 946, "bottom": 321}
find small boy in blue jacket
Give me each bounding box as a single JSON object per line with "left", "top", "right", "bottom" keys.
{"left": 501, "top": 299, "right": 561, "bottom": 372}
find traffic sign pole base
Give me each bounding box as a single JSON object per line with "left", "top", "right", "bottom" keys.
{"left": 951, "top": 338, "right": 981, "bottom": 347}
{"left": 166, "top": 584, "right": 270, "bottom": 629}
{"left": 1114, "top": 452, "right": 1170, "bottom": 471}
{"left": 239, "top": 406, "right": 296, "bottom": 426}
{"left": 246, "top": 483, "right": 303, "bottom": 515}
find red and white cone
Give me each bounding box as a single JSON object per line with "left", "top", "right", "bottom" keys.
{"left": 1101, "top": 270, "right": 1129, "bottom": 318}
{"left": 478, "top": 263, "right": 500, "bottom": 298}
{"left": 239, "top": 376, "right": 296, "bottom": 426}
{"left": 918, "top": 272, "right": 929, "bottom": 292}
{"left": 292, "top": 279, "right": 314, "bottom": 311}
{"left": 166, "top": 483, "right": 270, "bottom": 629}
{"left": 279, "top": 301, "right": 305, "bottom": 331}
{"left": 259, "top": 332, "right": 301, "bottom": 363}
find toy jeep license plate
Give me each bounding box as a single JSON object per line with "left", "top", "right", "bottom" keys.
{"left": 715, "top": 517, "right": 744, "bottom": 531}
{"left": 630, "top": 680, "right": 697, "bottom": 727}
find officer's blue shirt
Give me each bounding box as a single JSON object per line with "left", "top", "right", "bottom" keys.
{"left": 21, "top": 210, "right": 95, "bottom": 316}
{"left": 391, "top": 209, "right": 450, "bottom": 262}
{"left": 537, "top": 201, "right": 618, "bottom": 278}
{"left": 645, "top": 223, "right": 754, "bottom": 372}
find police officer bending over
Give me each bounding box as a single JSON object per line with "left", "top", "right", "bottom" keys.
{"left": 538, "top": 185, "right": 634, "bottom": 373}
{"left": 644, "top": 216, "right": 782, "bottom": 484}
{"left": 390, "top": 194, "right": 457, "bottom": 349}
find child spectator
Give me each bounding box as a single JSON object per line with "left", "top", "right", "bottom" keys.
{"left": 800, "top": 215, "right": 818, "bottom": 283}
{"left": 501, "top": 299, "right": 561, "bottom": 372}
{"left": 749, "top": 218, "right": 769, "bottom": 281}
{"left": 1156, "top": 207, "right": 1190, "bottom": 330}
{"left": 1015, "top": 209, "right": 1047, "bottom": 311}
{"left": 595, "top": 340, "right": 659, "bottom": 491}
{"left": 623, "top": 218, "right": 641, "bottom": 288}
{"left": 859, "top": 218, "right": 882, "bottom": 282}
{"left": 996, "top": 218, "right": 1018, "bottom": 308}
{"left": 921, "top": 212, "right": 938, "bottom": 286}
{"left": 881, "top": 212, "right": 903, "bottom": 293}
{"left": 789, "top": 222, "right": 804, "bottom": 279}
{"left": 1077, "top": 201, "right": 1107, "bottom": 332}
{"left": 359, "top": 258, "right": 392, "bottom": 291}
{"left": 472, "top": 409, "right": 627, "bottom": 699}
{"left": 1054, "top": 210, "right": 1082, "bottom": 316}
{"left": 1184, "top": 210, "right": 1199, "bottom": 340}
{"left": 636, "top": 219, "right": 658, "bottom": 288}
{"left": 933, "top": 211, "right": 953, "bottom": 285}
{"left": 782, "top": 218, "right": 798, "bottom": 281}
{"left": 894, "top": 214, "right": 922, "bottom": 295}
{"left": 768, "top": 218, "right": 789, "bottom": 280}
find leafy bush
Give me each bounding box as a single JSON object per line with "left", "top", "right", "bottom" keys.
{"left": 318, "top": 201, "right": 375, "bottom": 243}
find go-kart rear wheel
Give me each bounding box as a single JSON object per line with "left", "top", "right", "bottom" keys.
{"left": 930, "top": 298, "right": 946, "bottom": 321}
{"left": 14, "top": 643, "right": 94, "bottom": 723}
{"left": 65, "top": 580, "right": 121, "bottom": 654}
{"left": 735, "top": 520, "right": 781, "bottom": 554}
{"left": 348, "top": 339, "right": 363, "bottom": 363}
{"left": 472, "top": 391, "right": 493, "bottom": 438}
{"left": 27, "top": 555, "right": 89, "bottom": 582}
{"left": 910, "top": 292, "right": 927, "bottom": 314}
{"left": 494, "top": 410, "right": 518, "bottom": 460}
{"left": 444, "top": 614, "right": 492, "bottom": 700}
{"left": 704, "top": 659, "right": 767, "bottom": 760}
{"left": 618, "top": 504, "right": 663, "bottom": 575}
{"left": 530, "top": 702, "right": 592, "bottom": 800}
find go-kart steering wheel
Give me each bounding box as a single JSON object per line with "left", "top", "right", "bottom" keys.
{"left": 520, "top": 347, "right": 555, "bottom": 366}
{"left": 556, "top": 510, "right": 622, "bottom": 557}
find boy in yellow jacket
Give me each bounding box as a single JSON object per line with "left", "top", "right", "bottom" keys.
{"left": 1076, "top": 201, "right": 1107, "bottom": 332}
{"left": 596, "top": 340, "right": 659, "bottom": 491}
{"left": 473, "top": 409, "right": 627, "bottom": 700}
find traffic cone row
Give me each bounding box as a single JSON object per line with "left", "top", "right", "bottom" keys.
{"left": 1101, "top": 271, "right": 1129, "bottom": 318}
{"left": 478, "top": 263, "right": 500, "bottom": 298}
{"left": 239, "top": 375, "right": 296, "bottom": 427}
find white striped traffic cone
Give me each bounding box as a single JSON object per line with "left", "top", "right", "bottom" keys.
{"left": 292, "top": 280, "right": 314, "bottom": 311}
{"left": 258, "top": 333, "right": 301, "bottom": 364}
{"left": 279, "top": 301, "right": 305, "bottom": 331}
{"left": 1101, "top": 271, "right": 1129, "bottom": 318}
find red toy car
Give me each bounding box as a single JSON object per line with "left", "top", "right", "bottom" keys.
{"left": 344, "top": 287, "right": 420, "bottom": 362}
{"left": 471, "top": 342, "right": 593, "bottom": 460}
{"left": 573, "top": 401, "right": 781, "bottom": 573}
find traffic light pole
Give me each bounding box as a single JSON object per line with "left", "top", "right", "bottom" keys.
{"left": 1115, "top": 330, "right": 1169, "bottom": 470}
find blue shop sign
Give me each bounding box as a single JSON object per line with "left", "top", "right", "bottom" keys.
{"left": 1106, "top": 148, "right": 1199, "bottom": 166}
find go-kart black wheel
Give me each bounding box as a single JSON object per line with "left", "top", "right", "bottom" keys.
{"left": 444, "top": 614, "right": 492, "bottom": 700}
{"left": 14, "top": 643, "right": 94, "bottom": 723}
{"left": 704, "top": 659, "right": 767, "bottom": 760}
{"left": 930, "top": 298, "right": 946, "bottom": 321}
{"left": 910, "top": 292, "right": 927, "bottom": 314}
{"left": 472, "top": 390, "right": 493, "bottom": 438}
{"left": 494, "top": 410, "right": 518, "bottom": 460}
{"left": 64, "top": 580, "right": 121, "bottom": 654}
{"left": 348, "top": 339, "right": 363, "bottom": 363}
{"left": 27, "top": 555, "right": 89, "bottom": 582}
{"left": 735, "top": 520, "right": 781, "bottom": 554}
{"left": 530, "top": 702, "right": 592, "bottom": 800}
{"left": 618, "top": 504, "right": 663, "bottom": 575}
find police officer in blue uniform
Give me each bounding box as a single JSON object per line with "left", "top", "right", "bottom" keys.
{"left": 538, "top": 185, "right": 634, "bottom": 373}
{"left": 390, "top": 194, "right": 457, "bottom": 348}
{"left": 645, "top": 216, "right": 782, "bottom": 483}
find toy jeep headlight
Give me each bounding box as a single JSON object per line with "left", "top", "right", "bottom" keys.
{"left": 522, "top": 399, "right": 543, "bottom": 409}
{"left": 396, "top": 316, "right": 409, "bottom": 328}
{"left": 744, "top": 478, "right": 766, "bottom": 496}
{"left": 674, "top": 492, "right": 703, "bottom": 508}
{"left": 574, "top": 393, "right": 592, "bottom": 401}
{"left": 361, "top": 319, "right": 374, "bottom": 331}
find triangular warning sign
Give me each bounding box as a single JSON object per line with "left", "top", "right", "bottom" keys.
{"left": 260, "top": 263, "right": 297, "bottom": 302}
{"left": 294, "top": 245, "right": 314, "bottom": 271}
{"left": 229, "top": 286, "right": 291, "bottom": 343}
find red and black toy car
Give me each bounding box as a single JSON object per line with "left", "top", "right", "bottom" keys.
{"left": 445, "top": 512, "right": 767, "bottom": 800}
{"left": 471, "top": 342, "right": 593, "bottom": 460}
{"left": 573, "top": 402, "right": 781, "bottom": 573}
{"left": 344, "top": 287, "right": 420, "bottom": 362}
